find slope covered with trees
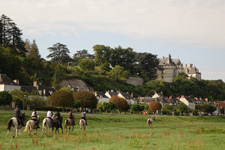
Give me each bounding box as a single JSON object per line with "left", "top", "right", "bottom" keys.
{"left": 1, "top": 14, "right": 225, "bottom": 101}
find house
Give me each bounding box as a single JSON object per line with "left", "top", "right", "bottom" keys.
{"left": 117, "top": 91, "right": 137, "bottom": 105}
{"left": 179, "top": 95, "right": 195, "bottom": 109}
{"left": 0, "top": 74, "right": 21, "bottom": 92}
{"left": 95, "top": 91, "right": 110, "bottom": 104}
{"left": 105, "top": 90, "right": 137, "bottom": 105}
{"left": 165, "top": 96, "right": 180, "bottom": 109}
{"left": 140, "top": 97, "right": 155, "bottom": 104}
{"left": 105, "top": 90, "right": 118, "bottom": 98}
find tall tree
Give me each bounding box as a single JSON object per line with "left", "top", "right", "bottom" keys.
{"left": 47, "top": 43, "right": 71, "bottom": 64}
{"left": 0, "top": 14, "right": 26, "bottom": 55}
{"left": 110, "top": 46, "right": 136, "bottom": 72}
{"left": 28, "top": 40, "right": 41, "bottom": 58}
{"left": 135, "top": 52, "right": 159, "bottom": 80}
{"left": 93, "top": 45, "right": 111, "bottom": 66}
{"left": 73, "top": 49, "right": 94, "bottom": 65}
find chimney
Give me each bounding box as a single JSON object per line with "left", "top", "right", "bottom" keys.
{"left": 181, "top": 95, "right": 184, "bottom": 98}
{"left": 169, "top": 96, "right": 172, "bottom": 99}
{"left": 205, "top": 98, "right": 208, "bottom": 102}
{"left": 185, "top": 64, "right": 187, "bottom": 67}
{"left": 111, "top": 89, "right": 114, "bottom": 92}
{"left": 162, "top": 56, "right": 165, "bottom": 59}
{"left": 190, "top": 64, "right": 193, "bottom": 68}
{"left": 117, "top": 90, "right": 120, "bottom": 94}
{"left": 13, "top": 79, "right": 19, "bottom": 85}
{"left": 161, "top": 91, "right": 163, "bottom": 95}
{"left": 131, "top": 92, "right": 133, "bottom": 98}
{"left": 95, "top": 91, "right": 97, "bottom": 97}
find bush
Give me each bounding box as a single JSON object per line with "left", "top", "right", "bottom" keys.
{"left": 50, "top": 89, "right": 74, "bottom": 111}
{"left": 73, "top": 91, "right": 98, "bottom": 109}
{"left": 30, "top": 96, "right": 48, "bottom": 109}
{"left": 149, "top": 101, "right": 162, "bottom": 114}
{"left": 0, "top": 91, "right": 12, "bottom": 106}
{"left": 109, "top": 96, "right": 128, "bottom": 113}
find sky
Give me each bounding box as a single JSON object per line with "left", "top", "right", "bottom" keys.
{"left": 1, "top": 0, "right": 225, "bottom": 81}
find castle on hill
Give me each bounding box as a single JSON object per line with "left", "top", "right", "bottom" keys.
{"left": 157, "top": 54, "right": 201, "bottom": 83}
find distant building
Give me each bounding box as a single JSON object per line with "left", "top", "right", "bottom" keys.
{"left": 157, "top": 54, "right": 201, "bottom": 83}
{"left": 0, "top": 74, "right": 21, "bottom": 92}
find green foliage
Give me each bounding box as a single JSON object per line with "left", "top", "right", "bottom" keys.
{"left": 110, "top": 46, "right": 135, "bottom": 72}
{"left": 135, "top": 52, "right": 159, "bottom": 80}
{"left": 93, "top": 45, "right": 111, "bottom": 66}
{"left": 12, "top": 96, "right": 23, "bottom": 108}
{"left": 73, "top": 100, "right": 81, "bottom": 109}
{"left": 30, "top": 96, "right": 48, "bottom": 108}
{"left": 73, "top": 49, "right": 94, "bottom": 65}
{"left": 176, "top": 102, "right": 188, "bottom": 115}
{"left": 162, "top": 104, "right": 173, "bottom": 115}
{"left": 60, "top": 87, "right": 74, "bottom": 94}
{"left": 73, "top": 91, "right": 98, "bottom": 109}
{"left": 0, "top": 14, "right": 26, "bottom": 55}
{"left": 130, "top": 104, "right": 140, "bottom": 112}
{"left": 50, "top": 89, "right": 74, "bottom": 109}
{"left": 10, "top": 89, "right": 25, "bottom": 99}
{"left": 79, "top": 58, "right": 95, "bottom": 71}
{"left": 199, "top": 104, "right": 217, "bottom": 114}
{"left": 47, "top": 43, "right": 71, "bottom": 64}
{"left": 102, "top": 102, "right": 111, "bottom": 112}
{"left": 109, "top": 65, "right": 124, "bottom": 80}
{"left": 52, "top": 64, "right": 67, "bottom": 89}
{"left": 0, "top": 91, "right": 12, "bottom": 105}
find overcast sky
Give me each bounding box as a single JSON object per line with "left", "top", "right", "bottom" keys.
{"left": 1, "top": 0, "right": 225, "bottom": 81}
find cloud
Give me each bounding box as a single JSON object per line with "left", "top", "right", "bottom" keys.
{"left": 1, "top": 0, "right": 225, "bottom": 48}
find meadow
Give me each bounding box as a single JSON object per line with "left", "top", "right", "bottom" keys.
{"left": 0, "top": 111, "right": 225, "bottom": 150}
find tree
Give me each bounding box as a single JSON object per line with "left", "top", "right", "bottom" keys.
{"left": 110, "top": 46, "right": 135, "bottom": 72}
{"left": 52, "top": 64, "right": 67, "bottom": 90}
{"left": 162, "top": 104, "right": 173, "bottom": 115}
{"left": 73, "top": 49, "right": 94, "bottom": 65}
{"left": 131, "top": 104, "right": 140, "bottom": 113}
{"left": 28, "top": 40, "right": 41, "bottom": 58}
{"left": 93, "top": 45, "right": 111, "bottom": 66}
{"left": 73, "top": 101, "right": 81, "bottom": 112}
{"left": 176, "top": 102, "right": 188, "bottom": 115}
{"left": 73, "top": 91, "right": 98, "bottom": 109}
{"left": 10, "top": 89, "right": 25, "bottom": 99}
{"left": 102, "top": 102, "right": 111, "bottom": 113}
{"left": 135, "top": 52, "right": 159, "bottom": 80}
{"left": 47, "top": 43, "right": 71, "bottom": 64}
{"left": 109, "top": 102, "right": 116, "bottom": 113}
{"left": 0, "top": 14, "right": 26, "bottom": 55}
{"left": 0, "top": 47, "right": 23, "bottom": 80}
{"left": 200, "top": 104, "right": 217, "bottom": 115}
{"left": 50, "top": 89, "right": 74, "bottom": 111}
{"left": 79, "top": 59, "right": 95, "bottom": 71}
{"left": 109, "top": 65, "right": 124, "bottom": 80}
{"left": 109, "top": 96, "right": 128, "bottom": 114}
{"left": 0, "top": 91, "right": 12, "bottom": 107}
{"left": 149, "top": 101, "right": 162, "bottom": 114}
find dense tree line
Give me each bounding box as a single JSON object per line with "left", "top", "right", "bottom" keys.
{"left": 0, "top": 14, "right": 225, "bottom": 101}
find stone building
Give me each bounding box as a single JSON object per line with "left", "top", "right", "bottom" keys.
{"left": 157, "top": 54, "right": 201, "bottom": 83}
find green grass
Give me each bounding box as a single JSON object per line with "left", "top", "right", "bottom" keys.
{"left": 1, "top": 112, "right": 225, "bottom": 150}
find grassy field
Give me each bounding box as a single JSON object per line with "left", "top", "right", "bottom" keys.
{"left": 1, "top": 112, "right": 225, "bottom": 150}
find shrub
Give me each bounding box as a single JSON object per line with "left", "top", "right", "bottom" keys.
{"left": 0, "top": 91, "right": 12, "bottom": 106}
{"left": 73, "top": 91, "right": 98, "bottom": 109}
{"left": 50, "top": 89, "right": 74, "bottom": 111}
{"left": 149, "top": 101, "right": 162, "bottom": 114}
{"left": 109, "top": 96, "right": 128, "bottom": 113}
